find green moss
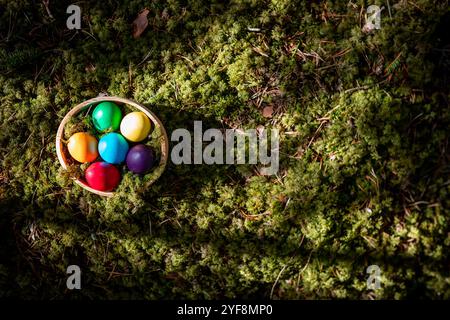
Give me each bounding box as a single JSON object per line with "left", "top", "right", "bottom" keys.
{"left": 0, "top": 0, "right": 449, "bottom": 299}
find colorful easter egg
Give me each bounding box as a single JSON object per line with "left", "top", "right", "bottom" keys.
{"left": 126, "top": 144, "right": 155, "bottom": 174}
{"left": 85, "top": 162, "right": 120, "bottom": 191}
{"left": 92, "top": 101, "right": 122, "bottom": 132}
{"left": 67, "top": 132, "right": 98, "bottom": 163}
{"left": 98, "top": 132, "right": 129, "bottom": 164}
{"left": 120, "top": 111, "right": 151, "bottom": 142}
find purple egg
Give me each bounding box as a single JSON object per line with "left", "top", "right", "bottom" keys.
{"left": 126, "top": 144, "right": 155, "bottom": 174}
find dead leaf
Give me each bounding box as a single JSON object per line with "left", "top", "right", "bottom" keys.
{"left": 262, "top": 106, "right": 274, "bottom": 118}
{"left": 132, "top": 9, "right": 149, "bottom": 39}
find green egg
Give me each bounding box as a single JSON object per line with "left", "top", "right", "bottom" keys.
{"left": 92, "top": 102, "right": 122, "bottom": 132}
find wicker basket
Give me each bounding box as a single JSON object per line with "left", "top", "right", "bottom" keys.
{"left": 56, "top": 96, "right": 169, "bottom": 197}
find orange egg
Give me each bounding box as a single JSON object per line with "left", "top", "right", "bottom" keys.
{"left": 67, "top": 132, "right": 99, "bottom": 163}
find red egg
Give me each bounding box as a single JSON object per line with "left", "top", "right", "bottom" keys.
{"left": 85, "top": 162, "right": 120, "bottom": 191}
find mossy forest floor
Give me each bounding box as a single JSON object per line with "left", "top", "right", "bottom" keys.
{"left": 1, "top": 0, "right": 449, "bottom": 299}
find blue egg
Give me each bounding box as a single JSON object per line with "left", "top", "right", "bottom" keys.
{"left": 98, "top": 132, "right": 129, "bottom": 164}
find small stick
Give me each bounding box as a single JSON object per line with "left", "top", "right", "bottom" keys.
{"left": 42, "top": 0, "right": 54, "bottom": 19}
{"left": 270, "top": 264, "right": 288, "bottom": 299}
{"left": 386, "top": 0, "right": 392, "bottom": 18}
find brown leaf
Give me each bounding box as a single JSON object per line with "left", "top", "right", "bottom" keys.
{"left": 262, "top": 106, "right": 274, "bottom": 118}
{"left": 132, "top": 9, "right": 149, "bottom": 39}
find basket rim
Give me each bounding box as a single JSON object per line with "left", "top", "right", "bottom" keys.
{"left": 56, "top": 96, "right": 169, "bottom": 197}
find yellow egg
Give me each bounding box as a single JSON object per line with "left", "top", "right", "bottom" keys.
{"left": 67, "top": 132, "right": 99, "bottom": 163}
{"left": 120, "top": 112, "right": 151, "bottom": 142}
